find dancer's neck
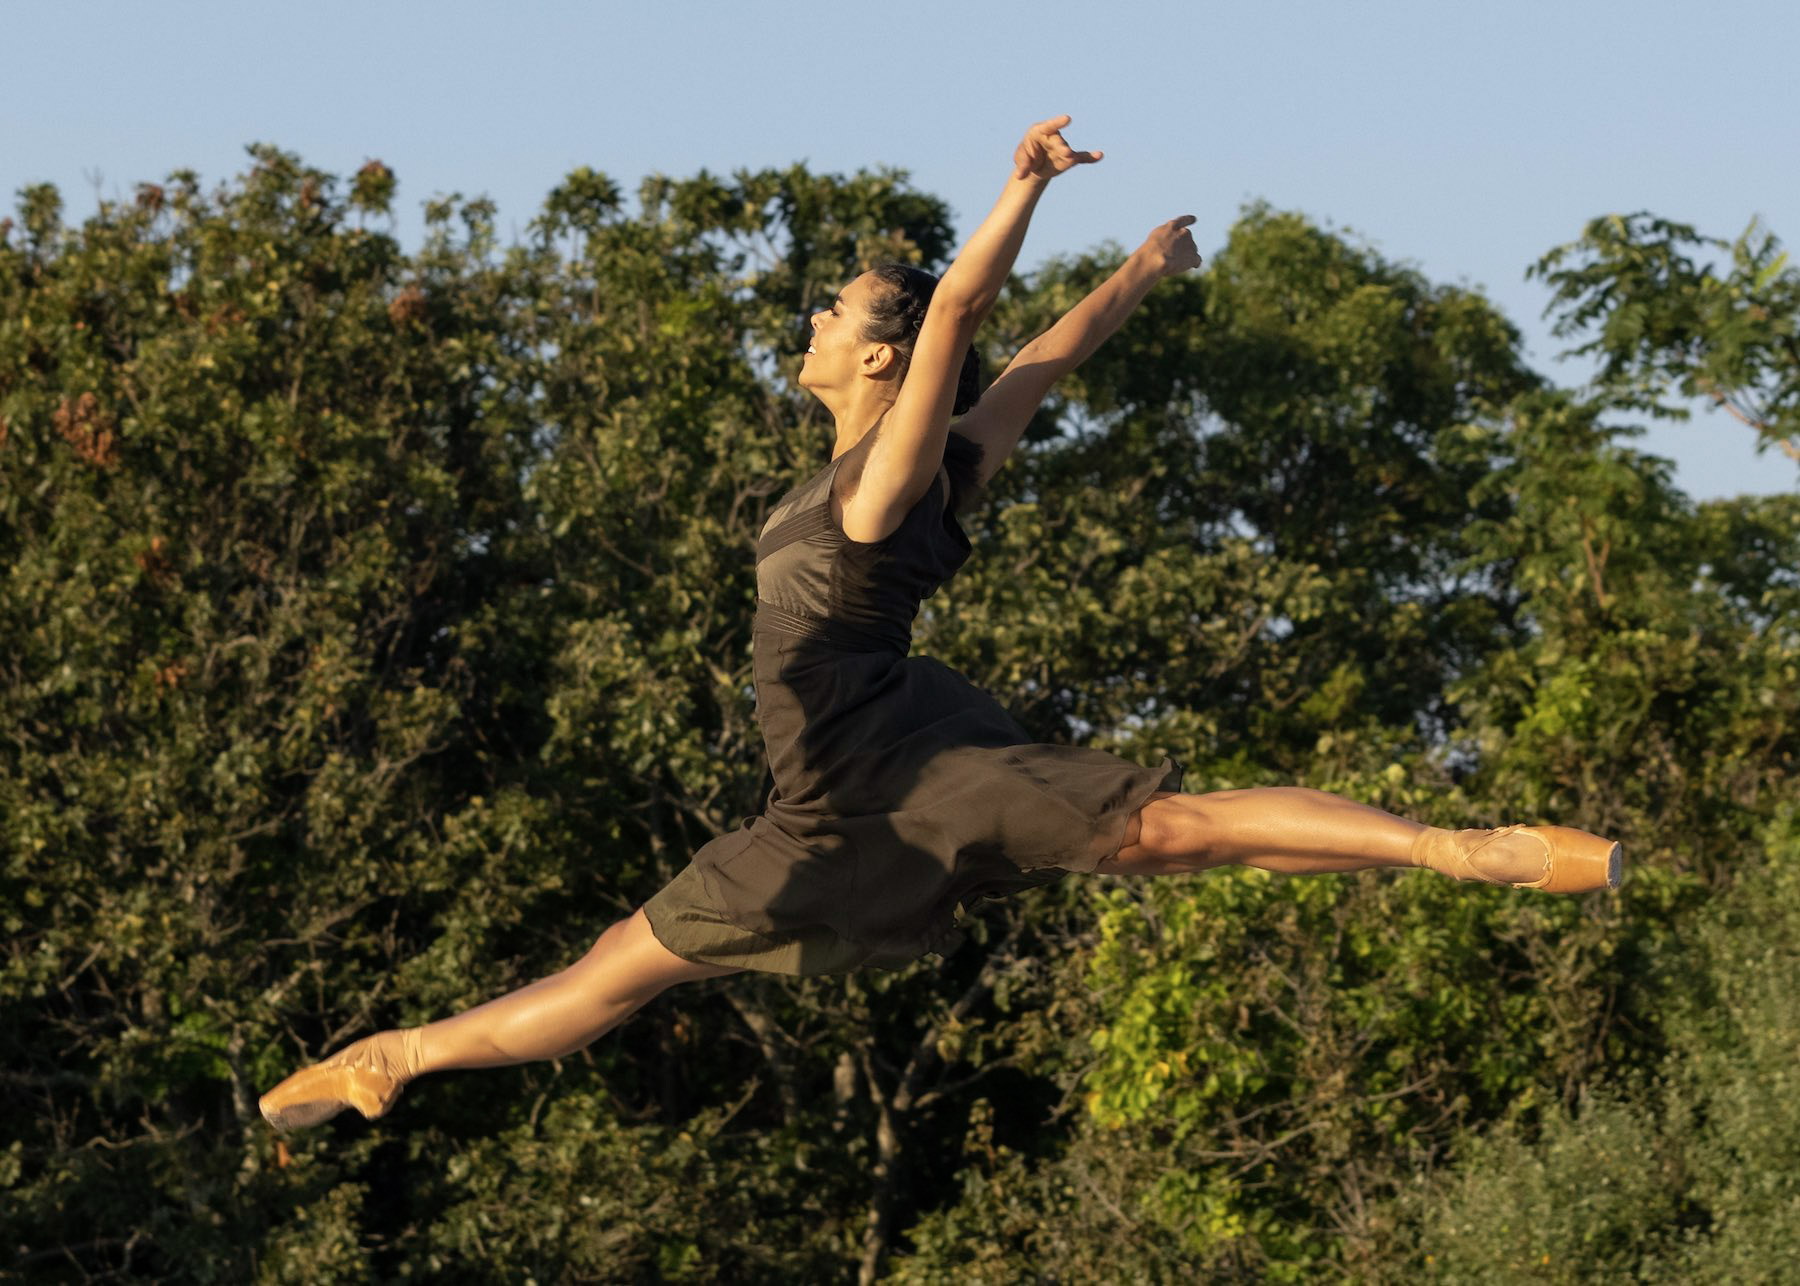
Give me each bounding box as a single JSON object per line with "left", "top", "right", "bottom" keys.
{"left": 821, "top": 388, "right": 897, "bottom": 461}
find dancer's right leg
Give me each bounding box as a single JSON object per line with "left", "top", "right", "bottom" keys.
{"left": 260, "top": 908, "right": 739, "bottom": 1129}
{"left": 414, "top": 907, "right": 738, "bottom": 1072}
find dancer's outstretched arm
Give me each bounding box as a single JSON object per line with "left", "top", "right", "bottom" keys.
{"left": 956, "top": 215, "right": 1203, "bottom": 489}
{"left": 846, "top": 115, "right": 1100, "bottom": 540}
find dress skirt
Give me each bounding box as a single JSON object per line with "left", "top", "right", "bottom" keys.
{"left": 642, "top": 631, "right": 1184, "bottom": 976}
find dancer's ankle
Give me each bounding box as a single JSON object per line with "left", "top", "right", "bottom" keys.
{"left": 373, "top": 1027, "right": 425, "bottom": 1084}
{"left": 1409, "top": 826, "right": 1453, "bottom": 875}
{"left": 1408, "top": 825, "right": 1554, "bottom": 887}
{"left": 329, "top": 1027, "right": 425, "bottom": 1085}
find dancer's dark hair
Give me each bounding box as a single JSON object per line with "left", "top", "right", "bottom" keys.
{"left": 861, "top": 264, "right": 984, "bottom": 417}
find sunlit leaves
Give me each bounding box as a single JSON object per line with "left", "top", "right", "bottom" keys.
{"left": 1534, "top": 211, "right": 1800, "bottom": 466}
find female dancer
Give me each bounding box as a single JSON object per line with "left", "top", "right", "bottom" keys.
{"left": 260, "top": 117, "right": 1621, "bottom": 1130}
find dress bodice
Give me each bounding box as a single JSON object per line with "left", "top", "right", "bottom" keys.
{"left": 752, "top": 435, "right": 976, "bottom": 656}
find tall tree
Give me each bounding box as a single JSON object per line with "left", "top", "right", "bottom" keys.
{"left": 1533, "top": 211, "right": 1800, "bottom": 470}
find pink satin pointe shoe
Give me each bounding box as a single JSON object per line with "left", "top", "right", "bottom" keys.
{"left": 1412, "top": 824, "right": 1623, "bottom": 894}
{"left": 259, "top": 1029, "right": 423, "bottom": 1132}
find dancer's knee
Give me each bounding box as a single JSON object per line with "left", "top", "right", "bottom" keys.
{"left": 1105, "top": 792, "right": 1220, "bottom": 874}
{"left": 1137, "top": 791, "right": 1256, "bottom": 870}
{"left": 1162, "top": 793, "right": 1236, "bottom": 867}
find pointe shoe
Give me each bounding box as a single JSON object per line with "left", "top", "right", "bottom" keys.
{"left": 259, "top": 1029, "right": 423, "bottom": 1132}
{"left": 1412, "top": 824, "right": 1623, "bottom": 894}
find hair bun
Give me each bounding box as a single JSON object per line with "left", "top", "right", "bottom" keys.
{"left": 864, "top": 263, "right": 982, "bottom": 417}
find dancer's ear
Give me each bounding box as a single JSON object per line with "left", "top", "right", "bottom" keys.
{"left": 860, "top": 341, "right": 899, "bottom": 377}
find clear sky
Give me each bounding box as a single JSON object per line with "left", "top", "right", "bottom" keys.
{"left": 8, "top": 0, "right": 1796, "bottom": 499}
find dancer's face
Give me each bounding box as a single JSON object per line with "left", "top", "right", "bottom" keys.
{"left": 798, "top": 272, "right": 890, "bottom": 397}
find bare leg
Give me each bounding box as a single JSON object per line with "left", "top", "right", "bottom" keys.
{"left": 1105, "top": 787, "right": 1615, "bottom": 891}
{"left": 412, "top": 907, "right": 739, "bottom": 1073}
{"left": 260, "top": 908, "right": 739, "bottom": 1128}
{"left": 1101, "top": 778, "right": 1584, "bottom": 886}
{"left": 1108, "top": 787, "right": 1428, "bottom": 876}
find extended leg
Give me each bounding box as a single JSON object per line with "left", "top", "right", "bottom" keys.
{"left": 412, "top": 908, "right": 737, "bottom": 1072}
{"left": 260, "top": 908, "right": 738, "bottom": 1129}
{"left": 1104, "top": 786, "right": 1619, "bottom": 891}
{"left": 1107, "top": 787, "right": 1427, "bottom": 876}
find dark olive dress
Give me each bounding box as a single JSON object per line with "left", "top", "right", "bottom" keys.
{"left": 642, "top": 432, "right": 1183, "bottom": 975}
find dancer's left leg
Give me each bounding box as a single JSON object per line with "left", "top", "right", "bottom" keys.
{"left": 1106, "top": 787, "right": 1428, "bottom": 877}
{"left": 1104, "top": 786, "right": 1620, "bottom": 892}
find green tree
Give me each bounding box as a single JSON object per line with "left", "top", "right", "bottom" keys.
{"left": 889, "top": 223, "right": 1800, "bottom": 1281}
{"left": 6, "top": 147, "right": 1797, "bottom": 1284}
{"left": 0, "top": 146, "right": 566, "bottom": 1279}
{"left": 1390, "top": 809, "right": 1800, "bottom": 1284}
{"left": 1532, "top": 211, "right": 1800, "bottom": 469}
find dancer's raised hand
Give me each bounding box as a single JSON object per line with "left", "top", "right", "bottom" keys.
{"left": 1012, "top": 115, "right": 1103, "bottom": 181}
{"left": 1134, "top": 215, "right": 1204, "bottom": 278}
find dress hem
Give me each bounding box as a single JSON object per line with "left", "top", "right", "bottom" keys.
{"left": 644, "top": 863, "right": 913, "bottom": 977}
{"left": 1055, "top": 755, "right": 1187, "bottom": 874}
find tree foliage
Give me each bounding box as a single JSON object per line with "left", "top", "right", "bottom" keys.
{"left": 1533, "top": 211, "right": 1800, "bottom": 466}
{"left": 2, "top": 152, "right": 1794, "bottom": 1281}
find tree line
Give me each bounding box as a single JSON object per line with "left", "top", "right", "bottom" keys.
{"left": 2, "top": 145, "right": 1796, "bottom": 1281}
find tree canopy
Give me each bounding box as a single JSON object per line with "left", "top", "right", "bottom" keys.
{"left": 3, "top": 148, "right": 1795, "bottom": 1282}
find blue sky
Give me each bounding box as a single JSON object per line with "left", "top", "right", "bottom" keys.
{"left": 8, "top": 0, "right": 1796, "bottom": 498}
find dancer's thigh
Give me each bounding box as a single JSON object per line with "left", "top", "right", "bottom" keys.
{"left": 582, "top": 908, "right": 744, "bottom": 995}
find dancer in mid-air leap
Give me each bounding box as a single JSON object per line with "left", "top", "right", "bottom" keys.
{"left": 261, "top": 116, "right": 1621, "bottom": 1130}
